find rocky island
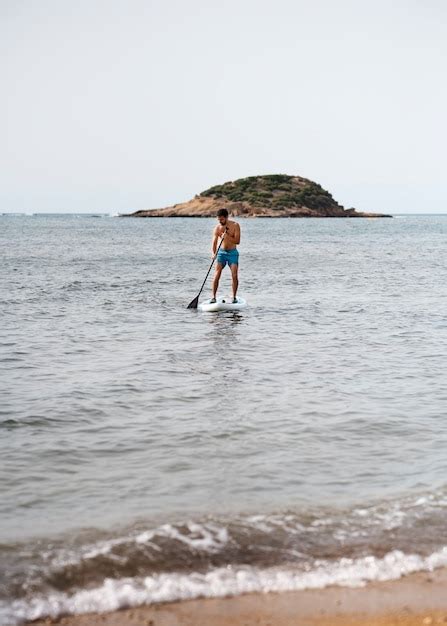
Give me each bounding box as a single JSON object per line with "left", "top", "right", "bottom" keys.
{"left": 123, "top": 175, "right": 391, "bottom": 218}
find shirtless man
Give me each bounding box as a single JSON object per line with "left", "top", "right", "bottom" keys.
{"left": 210, "top": 208, "right": 241, "bottom": 303}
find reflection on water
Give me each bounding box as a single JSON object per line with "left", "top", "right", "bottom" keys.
{"left": 204, "top": 310, "right": 246, "bottom": 327}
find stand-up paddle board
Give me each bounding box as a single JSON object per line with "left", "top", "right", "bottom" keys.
{"left": 199, "top": 297, "right": 247, "bottom": 312}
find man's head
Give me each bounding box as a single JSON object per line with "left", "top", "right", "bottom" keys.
{"left": 217, "top": 207, "right": 228, "bottom": 225}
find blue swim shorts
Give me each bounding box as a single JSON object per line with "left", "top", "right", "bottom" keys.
{"left": 217, "top": 248, "right": 239, "bottom": 267}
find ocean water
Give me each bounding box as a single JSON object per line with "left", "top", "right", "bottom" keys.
{"left": 1, "top": 214, "right": 447, "bottom": 625}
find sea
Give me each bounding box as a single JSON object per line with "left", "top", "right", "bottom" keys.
{"left": 1, "top": 213, "right": 447, "bottom": 625}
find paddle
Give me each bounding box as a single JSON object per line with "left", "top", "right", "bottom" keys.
{"left": 187, "top": 230, "right": 226, "bottom": 309}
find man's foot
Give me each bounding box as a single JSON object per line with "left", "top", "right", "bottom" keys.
{"left": 210, "top": 297, "right": 216, "bottom": 303}
{"left": 232, "top": 297, "right": 238, "bottom": 304}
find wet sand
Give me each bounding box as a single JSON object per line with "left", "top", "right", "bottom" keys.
{"left": 29, "top": 568, "right": 447, "bottom": 626}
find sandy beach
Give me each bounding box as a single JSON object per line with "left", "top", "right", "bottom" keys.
{"left": 29, "top": 568, "right": 447, "bottom": 626}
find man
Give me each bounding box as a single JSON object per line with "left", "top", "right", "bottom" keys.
{"left": 210, "top": 208, "right": 241, "bottom": 303}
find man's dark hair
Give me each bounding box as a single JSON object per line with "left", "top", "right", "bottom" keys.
{"left": 217, "top": 208, "right": 228, "bottom": 218}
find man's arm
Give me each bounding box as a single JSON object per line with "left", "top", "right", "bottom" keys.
{"left": 211, "top": 226, "right": 220, "bottom": 256}
{"left": 225, "top": 223, "right": 240, "bottom": 246}
{"left": 233, "top": 223, "right": 241, "bottom": 245}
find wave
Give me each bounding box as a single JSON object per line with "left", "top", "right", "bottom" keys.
{"left": 4, "top": 547, "right": 447, "bottom": 625}
{"left": 2, "top": 489, "right": 447, "bottom": 624}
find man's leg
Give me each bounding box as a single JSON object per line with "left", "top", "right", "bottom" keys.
{"left": 212, "top": 264, "right": 223, "bottom": 300}
{"left": 230, "top": 263, "right": 239, "bottom": 300}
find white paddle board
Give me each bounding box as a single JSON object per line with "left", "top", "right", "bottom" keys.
{"left": 199, "top": 297, "right": 247, "bottom": 312}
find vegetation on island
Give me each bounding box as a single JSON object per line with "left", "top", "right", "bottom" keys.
{"left": 200, "top": 175, "right": 337, "bottom": 212}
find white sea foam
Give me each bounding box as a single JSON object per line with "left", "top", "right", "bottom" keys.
{"left": 136, "top": 521, "right": 229, "bottom": 552}
{"left": 45, "top": 520, "right": 230, "bottom": 572}
{"left": 8, "top": 546, "right": 447, "bottom": 625}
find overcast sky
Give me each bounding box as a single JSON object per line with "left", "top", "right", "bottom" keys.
{"left": 1, "top": 0, "right": 446, "bottom": 213}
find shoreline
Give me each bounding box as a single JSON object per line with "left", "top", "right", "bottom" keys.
{"left": 28, "top": 567, "right": 447, "bottom": 626}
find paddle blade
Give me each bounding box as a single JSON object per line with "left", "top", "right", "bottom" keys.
{"left": 187, "top": 295, "right": 199, "bottom": 309}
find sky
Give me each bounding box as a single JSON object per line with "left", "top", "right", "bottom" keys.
{"left": 1, "top": 0, "right": 446, "bottom": 214}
